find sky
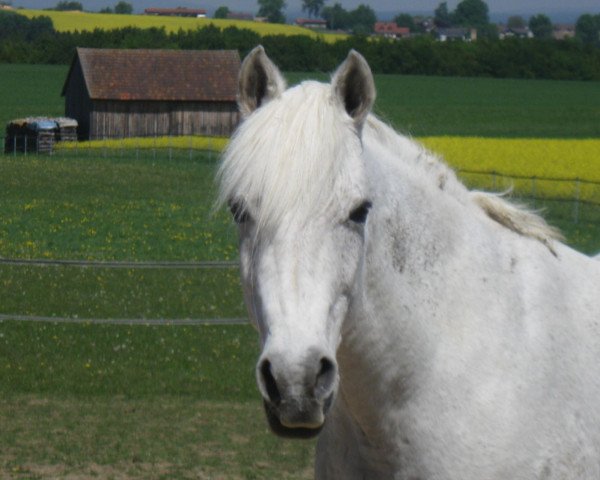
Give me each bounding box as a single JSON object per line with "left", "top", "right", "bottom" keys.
{"left": 12, "top": 0, "right": 599, "bottom": 22}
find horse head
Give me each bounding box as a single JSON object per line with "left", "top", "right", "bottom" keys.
{"left": 218, "top": 46, "right": 375, "bottom": 438}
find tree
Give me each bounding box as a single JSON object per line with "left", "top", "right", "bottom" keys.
{"left": 394, "top": 13, "right": 415, "bottom": 32}
{"left": 302, "top": 0, "right": 324, "bottom": 18}
{"left": 257, "top": 0, "right": 286, "bottom": 23}
{"left": 434, "top": 2, "right": 452, "bottom": 28}
{"left": 114, "top": 1, "right": 133, "bottom": 14}
{"left": 0, "top": 10, "right": 53, "bottom": 41}
{"left": 214, "top": 6, "right": 230, "bottom": 18}
{"left": 321, "top": 3, "right": 349, "bottom": 30}
{"left": 99, "top": 6, "right": 112, "bottom": 13}
{"left": 575, "top": 13, "right": 600, "bottom": 45}
{"left": 528, "top": 14, "right": 553, "bottom": 39}
{"left": 348, "top": 4, "right": 376, "bottom": 34}
{"left": 54, "top": 1, "right": 82, "bottom": 10}
{"left": 452, "top": 0, "right": 489, "bottom": 26}
{"left": 507, "top": 15, "right": 525, "bottom": 29}
{"left": 477, "top": 22, "right": 498, "bottom": 39}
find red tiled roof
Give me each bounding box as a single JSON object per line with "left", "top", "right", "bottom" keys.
{"left": 374, "top": 22, "right": 410, "bottom": 35}
{"left": 69, "top": 48, "right": 240, "bottom": 102}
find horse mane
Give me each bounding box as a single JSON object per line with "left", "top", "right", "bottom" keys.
{"left": 219, "top": 78, "right": 562, "bottom": 252}
{"left": 470, "top": 191, "right": 563, "bottom": 254}
{"left": 364, "top": 116, "right": 563, "bottom": 253}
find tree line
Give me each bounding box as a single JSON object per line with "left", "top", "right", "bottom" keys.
{"left": 241, "top": 0, "right": 600, "bottom": 46}
{"left": 0, "top": 10, "right": 599, "bottom": 81}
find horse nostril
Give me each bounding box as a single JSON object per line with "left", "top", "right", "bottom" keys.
{"left": 260, "top": 359, "right": 282, "bottom": 405}
{"left": 314, "top": 356, "right": 337, "bottom": 399}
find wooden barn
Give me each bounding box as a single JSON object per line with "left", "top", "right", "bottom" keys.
{"left": 62, "top": 48, "right": 241, "bottom": 140}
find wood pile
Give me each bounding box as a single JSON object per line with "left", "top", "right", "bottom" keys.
{"left": 4, "top": 117, "right": 78, "bottom": 154}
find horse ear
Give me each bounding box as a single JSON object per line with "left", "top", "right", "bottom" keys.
{"left": 238, "top": 45, "right": 286, "bottom": 118}
{"left": 331, "top": 50, "right": 376, "bottom": 127}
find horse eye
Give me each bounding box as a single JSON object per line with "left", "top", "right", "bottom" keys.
{"left": 230, "top": 201, "right": 250, "bottom": 224}
{"left": 349, "top": 201, "right": 372, "bottom": 224}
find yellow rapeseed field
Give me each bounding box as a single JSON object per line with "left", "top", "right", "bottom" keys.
{"left": 57, "top": 136, "right": 600, "bottom": 202}
{"left": 420, "top": 137, "right": 600, "bottom": 202}
{"left": 58, "top": 135, "right": 229, "bottom": 152}
{"left": 18, "top": 9, "right": 347, "bottom": 43}
{"left": 420, "top": 137, "right": 600, "bottom": 181}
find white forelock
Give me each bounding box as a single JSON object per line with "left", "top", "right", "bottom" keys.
{"left": 217, "top": 80, "right": 364, "bottom": 231}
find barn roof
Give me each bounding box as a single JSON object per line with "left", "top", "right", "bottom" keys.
{"left": 63, "top": 48, "right": 241, "bottom": 102}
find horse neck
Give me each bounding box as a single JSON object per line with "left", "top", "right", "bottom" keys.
{"left": 337, "top": 125, "right": 490, "bottom": 440}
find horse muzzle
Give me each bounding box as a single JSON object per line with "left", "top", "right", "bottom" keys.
{"left": 257, "top": 349, "right": 338, "bottom": 439}
{"left": 263, "top": 393, "right": 335, "bottom": 438}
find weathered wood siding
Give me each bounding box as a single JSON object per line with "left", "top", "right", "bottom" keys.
{"left": 63, "top": 60, "right": 93, "bottom": 140}
{"left": 89, "top": 100, "right": 239, "bottom": 139}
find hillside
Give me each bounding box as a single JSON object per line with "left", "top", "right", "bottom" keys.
{"left": 17, "top": 9, "right": 346, "bottom": 42}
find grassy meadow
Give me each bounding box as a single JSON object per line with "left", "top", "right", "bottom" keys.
{"left": 0, "top": 64, "right": 66, "bottom": 128}
{"left": 2, "top": 64, "right": 600, "bottom": 138}
{"left": 0, "top": 151, "right": 318, "bottom": 479}
{"left": 286, "top": 72, "right": 600, "bottom": 138}
{"left": 1, "top": 64, "right": 600, "bottom": 478}
{"left": 1, "top": 320, "right": 315, "bottom": 479}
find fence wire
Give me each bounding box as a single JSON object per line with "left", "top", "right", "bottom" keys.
{"left": 0, "top": 257, "right": 238, "bottom": 269}
{"left": 1, "top": 142, "right": 599, "bottom": 324}
{"left": 0, "top": 313, "right": 247, "bottom": 325}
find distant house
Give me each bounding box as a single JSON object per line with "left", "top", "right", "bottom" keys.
{"left": 436, "top": 27, "right": 477, "bottom": 42}
{"left": 62, "top": 48, "right": 241, "bottom": 140}
{"left": 144, "top": 7, "right": 207, "bottom": 17}
{"left": 374, "top": 22, "right": 410, "bottom": 39}
{"left": 553, "top": 24, "right": 575, "bottom": 40}
{"left": 295, "top": 18, "right": 327, "bottom": 29}
{"left": 498, "top": 26, "right": 533, "bottom": 39}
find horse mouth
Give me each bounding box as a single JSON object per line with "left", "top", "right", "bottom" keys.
{"left": 262, "top": 393, "right": 334, "bottom": 439}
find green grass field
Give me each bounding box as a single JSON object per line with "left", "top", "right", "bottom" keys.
{"left": 0, "top": 64, "right": 66, "bottom": 129}
{"left": 287, "top": 72, "right": 600, "bottom": 138}
{"left": 2, "top": 64, "right": 599, "bottom": 138}
{"left": 1, "top": 64, "right": 599, "bottom": 478}
{"left": 1, "top": 319, "right": 315, "bottom": 479}
{"left": 0, "top": 155, "right": 235, "bottom": 261}
{"left": 2, "top": 152, "right": 599, "bottom": 479}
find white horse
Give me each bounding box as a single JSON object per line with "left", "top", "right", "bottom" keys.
{"left": 218, "top": 46, "right": 600, "bottom": 479}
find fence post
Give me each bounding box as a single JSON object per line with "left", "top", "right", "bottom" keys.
{"left": 13, "top": 135, "right": 17, "bottom": 156}
{"left": 531, "top": 176, "right": 536, "bottom": 208}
